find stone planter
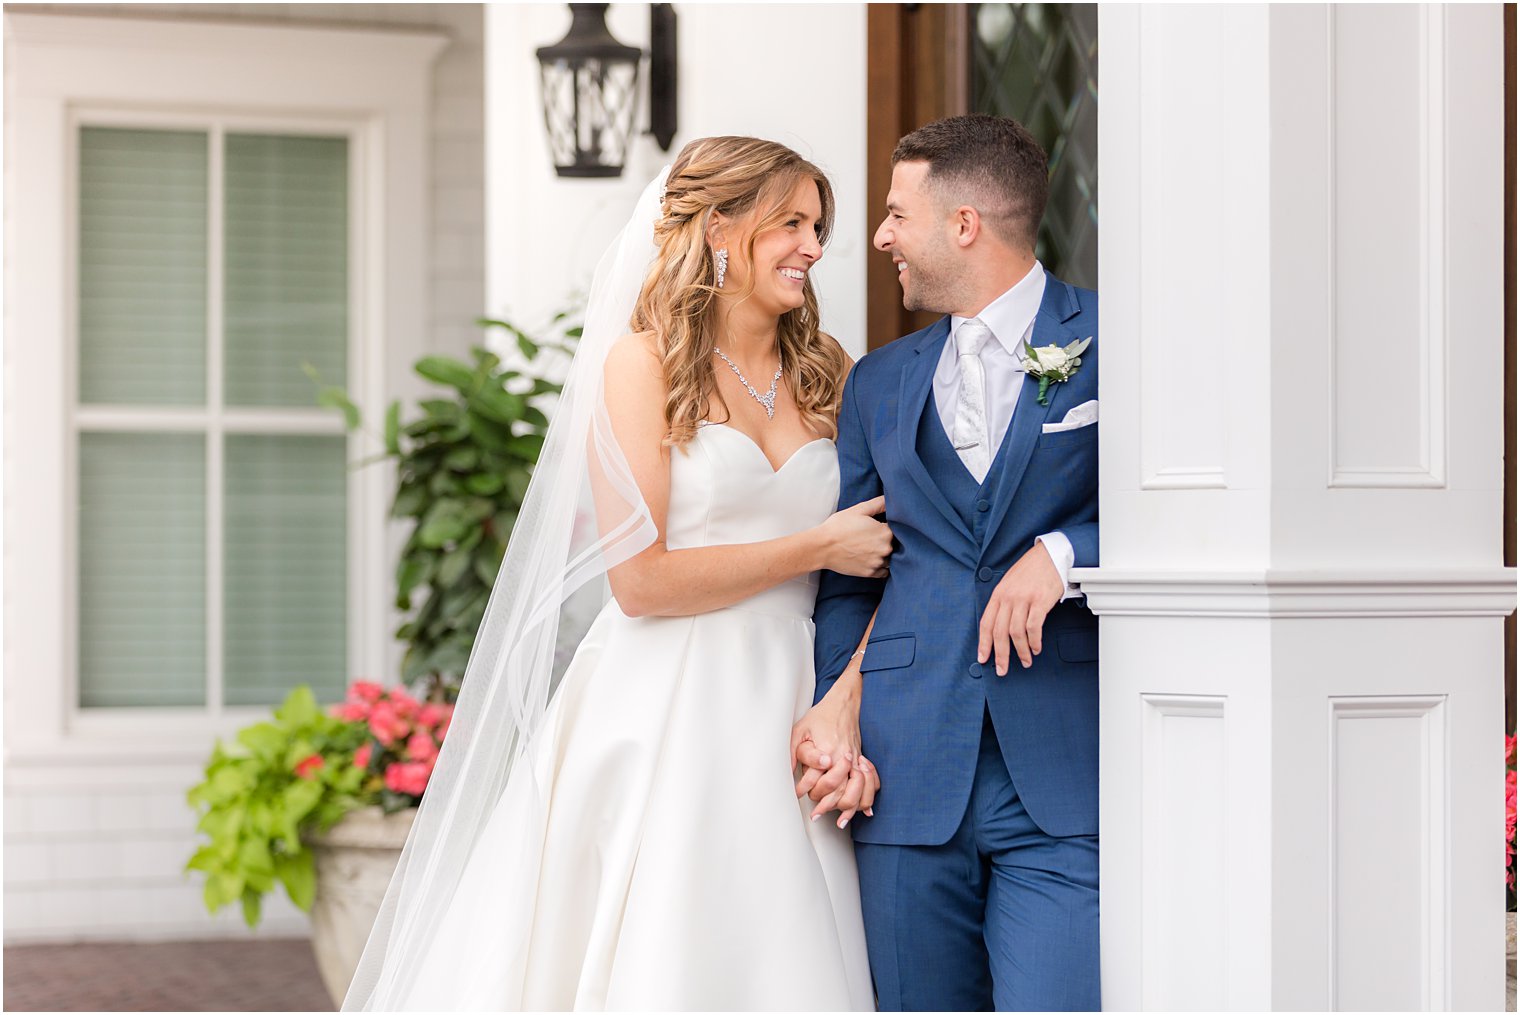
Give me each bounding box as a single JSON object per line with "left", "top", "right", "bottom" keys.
{"left": 306, "top": 805, "right": 416, "bottom": 1007}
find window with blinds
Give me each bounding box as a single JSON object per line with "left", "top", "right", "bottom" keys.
{"left": 75, "top": 123, "right": 351, "bottom": 710}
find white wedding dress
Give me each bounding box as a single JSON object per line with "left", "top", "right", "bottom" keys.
{"left": 393, "top": 422, "right": 874, "bottom": 1011}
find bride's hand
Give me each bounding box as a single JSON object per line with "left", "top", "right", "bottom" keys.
{"left": 790, "top": 679, "right": 879, "bottom": 826}
{"left": 814, "top": 496, "right": 892, "bottom": 577}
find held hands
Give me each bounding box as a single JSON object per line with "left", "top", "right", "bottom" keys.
{"left": 978, "top": 539, "right": 1066, "bottom": 676}
{"left": 815, "top": 496, "right": 892, "bottom": 578}
{"left": 789, "top": 677, "right": 878, "bottom": 828}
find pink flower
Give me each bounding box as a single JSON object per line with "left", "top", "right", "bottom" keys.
{"left": 384, "top": 761, "right": 431, "bottom": 797}
{"left": 350, "top": 680, "right": 385, "bottom": 703}
{"left": 405, "top": 731, "right": 438, "bottom": 763}
{"left": 417, "top": 703, "right": 447, "bottom": 730}
{"left": 1507, "top": 735, "right": 1516, "bottom": 766}
{"left": 367, "top": 701, "right": 410, "bottom": 747}
{"left": 332, "top": 700, "right": 369, "bottom": 722}
{"left": 293, "top": 753, "right": 325, "bottom": 780}
{"left": 354, "top": 743, "right": 373, "bottom": 769}
{"left": 389, "top": 690, "right": 419, "bottom": 720}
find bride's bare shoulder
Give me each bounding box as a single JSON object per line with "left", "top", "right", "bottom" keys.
{"left": 605, "top": 330, "right": 663, "bottom": 377}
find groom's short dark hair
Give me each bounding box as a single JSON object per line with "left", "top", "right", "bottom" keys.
{"left": 893, "top": 114, "right": 1048, "bottom": 252}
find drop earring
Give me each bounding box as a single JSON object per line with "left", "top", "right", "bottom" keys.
{"left": 714, "top": 248, "right": 728, "bottom": 289}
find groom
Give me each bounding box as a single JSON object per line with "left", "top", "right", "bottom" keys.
{"left": 794, "top": 114, "right": 1100, "bottom": 1011}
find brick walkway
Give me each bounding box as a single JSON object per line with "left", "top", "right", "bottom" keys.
{"left": 3, "top": 938, "right": 334, "bottom": 1012}
{"left": 1, "top": 936, "right": 1514, "bottom": 1010}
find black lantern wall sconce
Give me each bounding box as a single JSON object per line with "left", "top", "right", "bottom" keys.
{"left": 535, "top": 3, "right": 678, "bottom": 178}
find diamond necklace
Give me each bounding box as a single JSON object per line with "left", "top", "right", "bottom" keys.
{"left": 712, "top": 346, "right": 783, "bottom": 420}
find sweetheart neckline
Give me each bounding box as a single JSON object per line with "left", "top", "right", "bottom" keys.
{"left": 697, "top": 422, "right": 832, "bottom": 475}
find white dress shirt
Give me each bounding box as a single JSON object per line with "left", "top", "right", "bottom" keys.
{"left": 930, "top": 261, "right": 1080, "bottom": 600}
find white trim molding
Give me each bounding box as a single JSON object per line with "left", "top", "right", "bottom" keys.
{"left": 1073, "top": 568, "right": 1518, "bottom": 618}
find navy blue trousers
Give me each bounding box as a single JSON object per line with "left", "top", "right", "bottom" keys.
{"left": 854, "top": 712, "right": 1100, "bottom": 1011}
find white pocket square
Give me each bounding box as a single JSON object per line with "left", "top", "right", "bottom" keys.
{"left": 1042, "top": 399, "right": 1098, "bottom": 434}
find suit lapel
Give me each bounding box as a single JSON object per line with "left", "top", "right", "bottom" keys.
{"left": 896, "top": 318, "right": 977, "bottom": 548}
{"left": 982, "top": 278, "right": 1083, "bottom": 549}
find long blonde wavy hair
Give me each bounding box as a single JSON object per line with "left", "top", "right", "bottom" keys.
{"left": 629, "top": 136, "right": 853, "bottom": 447}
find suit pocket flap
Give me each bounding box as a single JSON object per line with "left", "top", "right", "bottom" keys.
{"left": 1056, "top": 628, "right": 1099, "bottom": 663}
{"left": 860, "top": 634, "right": 916, "bottom": 672}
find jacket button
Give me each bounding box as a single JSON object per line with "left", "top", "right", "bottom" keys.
{"left": 975, "top": 499, "right": 990, "bottom": 512}
{"left": 968, "top": 663, "right": 983, "bottom": 679}
{"left": 978, "top": 567, "right": 993, "bottom": 582}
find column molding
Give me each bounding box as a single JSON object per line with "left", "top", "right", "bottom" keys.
{"left": 1075, "top": 568, "right": 1517, "bottom": 617}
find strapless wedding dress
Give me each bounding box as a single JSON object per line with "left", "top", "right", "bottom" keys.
{"left": 394, "top": 423, "right": 874, "bottom": 1011}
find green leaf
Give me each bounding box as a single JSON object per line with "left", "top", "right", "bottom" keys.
{"left": 437, "top": 545, "right": 472, "bottom": 588}
{"left": 396, "top": 554, "right": 436, "bottom": 606}
{"left": 474, "top": 553, "right": 503, "bottom": 587}
{"left": 274, "top": 686, "right": 320, "bottom": 729}
{"left": 428, "top": 470, "right": 462, "bottom": 497}
{"left": 316, "top": 387, "right": 361, "bottom": 430}
{"left": 185, "top": 845, "right": 221, "bottom": 874}
{"left": 504, "top": 468, "right": 532, "bottom": 505}
{"left": 471, "top": 347, "right": 502, "bottom": 373}
{"left": 235, "top": 723, "right": 286, "bottom": 762}
{"left": 401, "top": 645, "right": 434, "bottom": 682}
{"left": 240, "top": 888, "right": 263, "bottom": 927}
{"left": 507, "top": 434, "right": 546, "bottom": 460}
{"left": 465, "top": 413, "right": 515, "bottom": 453}
{"left": 516, "top": 333, "right": 540, "bottom": 359}
{"left": 418, "top": 500, "right": 471, "bottom": 548}
{"left": 465, "top": 472, "right": 504, "bottom": 496}
{"left": 204, "top": 764, "right": 254, "bottom": 805}
{"left": 274, "top": 853, "right": 316, "bottom": 911}
{"left": 206, "top": 869, "right": 244, "bottom": 911}
{"left": 415, "top": 356, "right": 476, "bottom": 392}
{"left": 471, "top": 386, "right": 527, "bottom": 424}
{"left": 283, "top": 779, "right": 324, "bottom": 825}
{"left": 492, "top": 509, "right": 520, "bottom": 541}
{"left": 391, "top": 482, "right": 428, "bottom": 519}
{"left": 444, "top": 447, "right": 479, "bottom": 471}
{"left": 384, "top": 401, "right": 401, "bottom": 456}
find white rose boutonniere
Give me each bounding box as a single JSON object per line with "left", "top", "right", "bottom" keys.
{"left": 1018, "top": 336, "right": 1092, "bottom": 406}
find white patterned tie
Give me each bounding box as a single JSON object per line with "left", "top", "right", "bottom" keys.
{"left": 951, "top": 318, "right": 993, "bottom": 482}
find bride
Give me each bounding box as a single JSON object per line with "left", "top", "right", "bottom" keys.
{"left": 343, "top": 137, "right": 886, "bottom": 1011}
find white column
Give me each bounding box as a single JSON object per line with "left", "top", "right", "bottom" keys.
{"left": 1084, "top": 5, "right": 1514, "bottom": 1010}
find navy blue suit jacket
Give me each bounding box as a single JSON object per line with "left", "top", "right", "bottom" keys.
{"left": 813, "top": 276, "right": 1099, "bottom": 845}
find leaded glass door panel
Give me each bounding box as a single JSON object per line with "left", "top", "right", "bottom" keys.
{"left": 969, "top": 3, "right": 1098, "bottom": 289}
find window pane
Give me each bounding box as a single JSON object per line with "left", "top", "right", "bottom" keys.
{"left": 78, "top": 127, "right": 208, "bottom": 405}
{"left": 78, "top": 432, "right": 207, "bottom": 707}
{"left": 223, "top": 134, "right": 348, "bottom": 406}
{"left": 223, "top": 435, "right": 347, "bottom": 706}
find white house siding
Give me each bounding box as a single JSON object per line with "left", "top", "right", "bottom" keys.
{"left": 7, "top": 2, "right": 487, "bottom": 364}
{"left": 483, "top": 3, "right": 871, "bottom": 357}
{"left": 3, "top": 6, "right": 480, "bottom": 942}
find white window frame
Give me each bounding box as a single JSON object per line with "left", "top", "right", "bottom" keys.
{"left": 4, "top": 13, "right": 447, "bottom": 760}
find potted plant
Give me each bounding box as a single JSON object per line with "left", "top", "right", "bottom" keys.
{"left": 311, "top": 316, "right": 578, "bottom": 699}
{"left": 188, "top": 314, "right": 577, "bottom": 1003}
{"left": 185, "top": 680, "right": 451, "bottom": 1003}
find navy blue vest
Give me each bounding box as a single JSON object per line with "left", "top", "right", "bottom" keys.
{"left": 915, "top": 396, "right": 1008, "bottom": 549}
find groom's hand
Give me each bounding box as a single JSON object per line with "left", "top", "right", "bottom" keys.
{"left": 979, "top": 540, "right": 1066, "bottom": 675}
